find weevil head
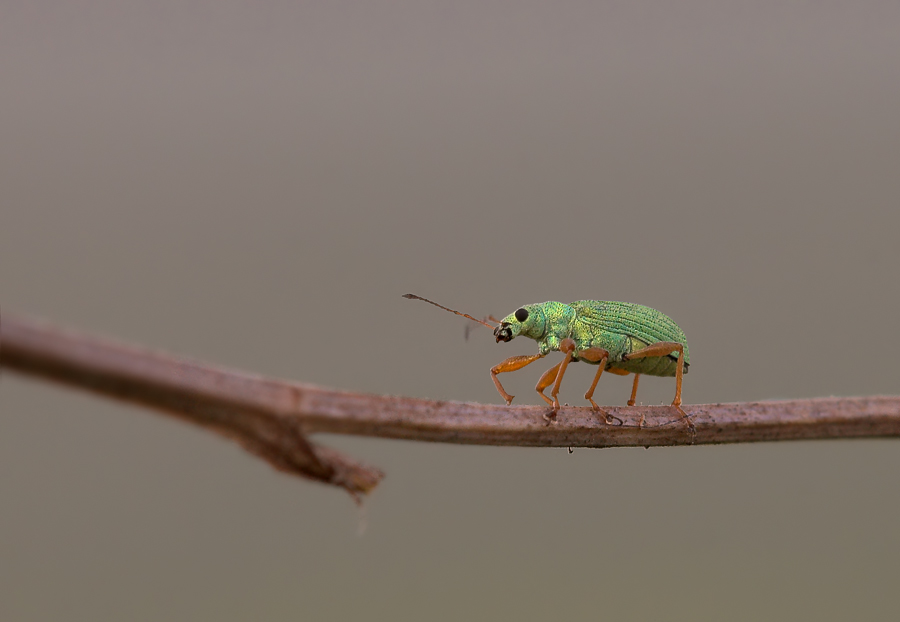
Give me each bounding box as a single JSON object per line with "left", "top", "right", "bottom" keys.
{"left": 493, "top": 304, "right": 547, "bottom": 343}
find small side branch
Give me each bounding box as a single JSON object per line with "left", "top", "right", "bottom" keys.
{"left": 0, "top": 315, "right": 384, "bottom": 497}
{"left": 2, "top": 314, "right": 899, "bottom": 496}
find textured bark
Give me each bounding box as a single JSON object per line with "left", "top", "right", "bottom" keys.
{"left": 2, "top": 313, "right": 899, "bottom": 495}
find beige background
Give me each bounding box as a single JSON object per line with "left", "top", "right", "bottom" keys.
{"left": 2, "top": 2, "right": 899, "bottom": 620}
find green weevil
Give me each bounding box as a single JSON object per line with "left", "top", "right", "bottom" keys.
{"left": 403, "top": 294, "right": 689, "bottom": 413}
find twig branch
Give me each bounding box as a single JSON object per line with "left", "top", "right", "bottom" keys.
{"left": 2, "top": 314, "right": 899, "bottom": 496}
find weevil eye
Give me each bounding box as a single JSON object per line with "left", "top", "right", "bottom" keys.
{"left": 514, "top": 308, "right": 529, "bottom": 322}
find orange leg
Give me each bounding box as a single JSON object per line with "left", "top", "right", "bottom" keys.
{"left": 628, "top": 373, "right": 644, "bottom": 427}
{"left": 594, "top": 366, "right": 634, "bottom": 404}
{"left": 579, "top": 347, "right": 610, "bottom": 410}
{"left": 623, "top": 342, "right": 690, "bottom": 432}
{"left": 604, "top": 367, "right": 630, "bottom": 376}
{"left": 628, "top": 374, "right": 641, "bottom": 406}
{"left": 549, "top": 339, "right": 577, "bottom": 411}
{"left": 490, "top": 353, "right": 545, "bottom": 405}
{"left": 622, "top": 341, "right": 685, "bottom": 406}
{"left": 535, "top": 361, "right": 563, "bottom": 406}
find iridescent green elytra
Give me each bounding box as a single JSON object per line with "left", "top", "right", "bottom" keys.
{"left": 403, "top": 294, "right": 689, "bottom": 413}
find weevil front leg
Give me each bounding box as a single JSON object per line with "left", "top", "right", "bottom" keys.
{"left": 491, "top": 353, "right": 546, "bottom": 405}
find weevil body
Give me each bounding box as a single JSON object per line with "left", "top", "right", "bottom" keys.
{"left": 403, "top": 294, "right": 690, "bottom": 414}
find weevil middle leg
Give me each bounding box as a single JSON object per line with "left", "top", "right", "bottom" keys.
{"left": 580, "top": 347, "right": 625, "bottom": 424}
{"left": 592, "top": 367, "right": 640, "bottom": 406}
{"left": 535, "top": 361, "right": 564, "bottom": 406}
{"left": 579, "top": 347, "right": 611, "bottom": 408}
{"left": 549, "top": 338, "right": 577, "bottom": 411}
{"left": 628, "top": 374, "right": 641, "bottom": 406}
{"left": 585, "top": 365, "right": 638, "bottom": 422}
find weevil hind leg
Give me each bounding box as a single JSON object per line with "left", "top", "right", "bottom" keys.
{"left": 623, "top": 342, "right": 692, "bottom": 431}
{"left": 490, "top": 353, "right": 545, "bottom": 405}
{"left": 622, "top": 341, "right": 685, "bottom": 406}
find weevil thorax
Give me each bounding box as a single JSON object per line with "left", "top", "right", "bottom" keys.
{"left": 493, "top": 302, "right": 574, "bottom": 350}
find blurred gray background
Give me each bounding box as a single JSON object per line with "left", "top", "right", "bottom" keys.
{"left": 2, "top": 2, "right": 899, "bottom": 620}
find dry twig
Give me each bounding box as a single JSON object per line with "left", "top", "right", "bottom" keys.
{"left": 2, "top": 313, "right": 899, "bottom": 496}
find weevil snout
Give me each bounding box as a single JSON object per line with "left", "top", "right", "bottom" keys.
{"left": 494, "top": 323, "right": 513, "bottom": 343}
